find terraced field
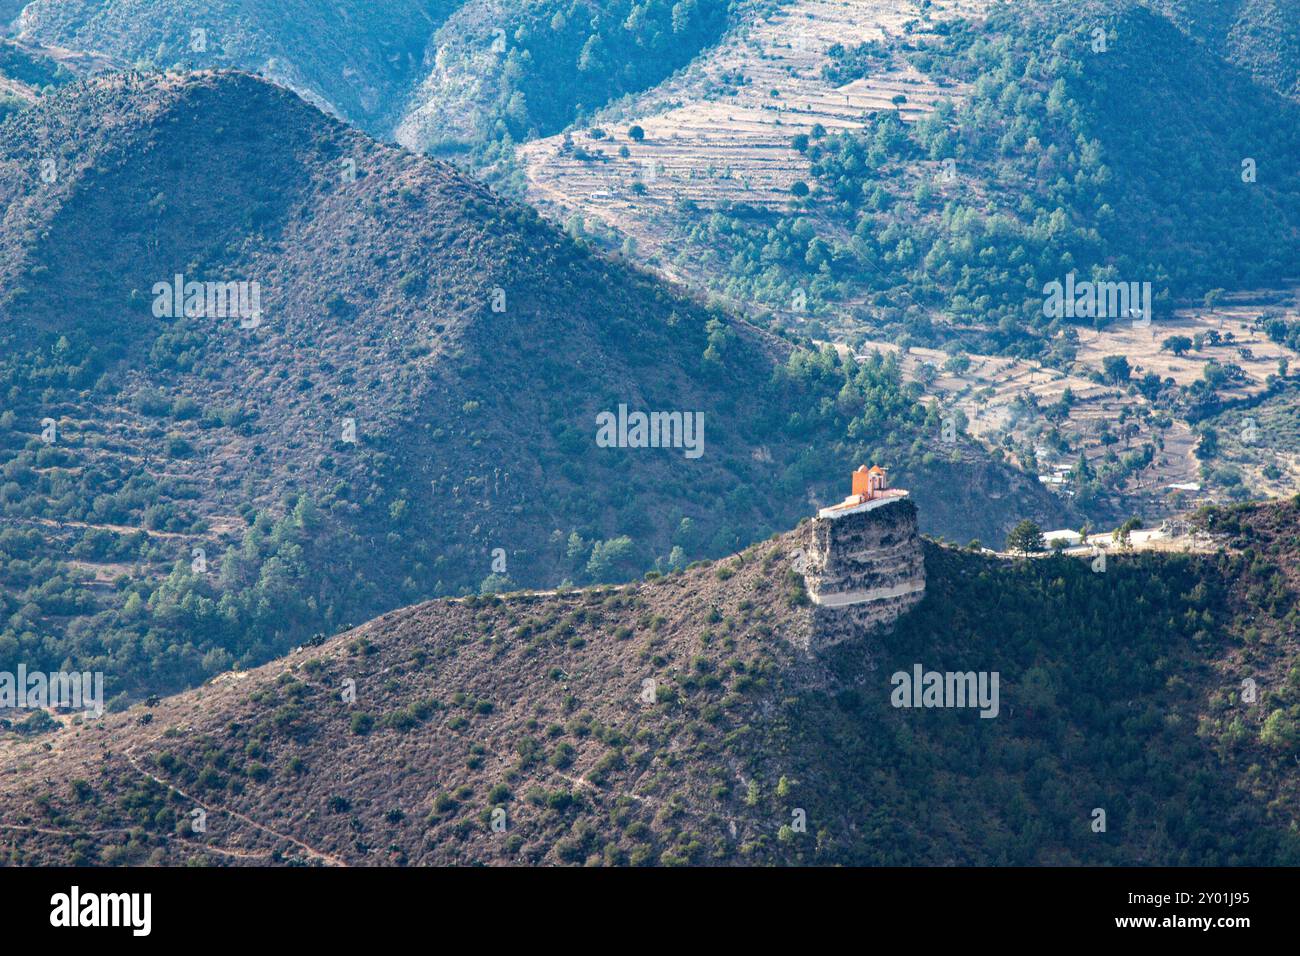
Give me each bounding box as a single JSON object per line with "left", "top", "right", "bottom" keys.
{"left": 517, "top": 0, "right": 988, "bottom": 281}
{"left": 854, "top": 284, "right": 1300, "bottom": 517}
{"left": 1074, "top": 289, "right": 1300, "bottom": 399}
{"left": 855, "top": 339, "right": 1201, "bottom": 499}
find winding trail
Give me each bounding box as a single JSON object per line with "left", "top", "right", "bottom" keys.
{"left": 123, "top": 749, "right": 348, "bottom": 867}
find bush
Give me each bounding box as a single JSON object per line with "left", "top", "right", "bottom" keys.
{"left": 350, "top": 712, "right": 374, "bottom": 735}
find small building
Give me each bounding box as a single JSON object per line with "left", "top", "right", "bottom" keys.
{"left": 852, "top": 464, "right": 889, "bottom": 498}
{"left": 819, "top": 465, "right": 908, "bottom": 519}
{"left": 1042, "top": 529, "right": 1083, "bottom": 547}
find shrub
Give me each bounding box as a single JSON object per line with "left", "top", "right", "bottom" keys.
{"left": 350, "top": 713, "right": 374, "bottom": 735}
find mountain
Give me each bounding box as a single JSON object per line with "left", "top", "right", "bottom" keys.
{"left": 512, "top": 0, "right": 1300, "bottom": 521}
{"left": 1153, "top": 0, "right": 1300, "bottom": 99}
{"left": 0, "top": 70, "right": 1071, "bottom": 703}
{"left": 526, "top": 0, "right": 1300, "bottom": 336}
{"left": 16, "top": 0, "right": 1300, "bottom": 305}
{"left": 514, "top": 0, "right": 987, "bottom": 301}
{"left": 509, "top": 0, "right": 1300, "bottom": 347}
{"left": 2, "top": 496, "right": 1297, "bottom": 866}
{"left": 10, "top": 0, "right": 749, "bottom": 191}
{"left": 10, "top": 0, "right": 454, "bottom": 130}
{"left": 0, "top": 0, "right": 1296, "bottom": 876}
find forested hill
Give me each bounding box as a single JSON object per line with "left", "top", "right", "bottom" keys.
{"left": 670, "top": 0, "right": 1300, "bottom": 354}
{"left": 0, "top": 70, "right": 1067, "bottom": 702}
{"left": 1, "top": 498, "right": 1297, "bottom": 866}
{"left": 1153, "top": 0, "right": 1300, "bottom": 99}
{"left": 10, "top": 0, "right": 752, "bottom": 189}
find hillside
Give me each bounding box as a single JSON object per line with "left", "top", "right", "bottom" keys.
{"left": 392, "top": 0, "right": 749, "bottom": 189}
{"left": 10, "top": 0, "right": 754, "bottom": 192}
{"left": 517, "top": 0, "right": 989, "bottom": 280}
{"left": 0, "top": 70, "right": 1072, "bottom": 703}
{"left": 2, "top": 496, "right": 1298, "bottom": 866}
{"left": 520, "top": 0, "right": 1300, "bottom": 522}
{"left": 549, "top": 0, "right": 1300, "bottom": 332}
{"left": 0, "top": 36, "right": 87, "bottom": 119}
{"left": 1154, "top": 0, "right": 1300, "bottom": 99}
{"left": 10, "top": 0, "right": 453, "bottom": 130}
{"left": 14, "top": 0, "right": 1300, "bottom": 293}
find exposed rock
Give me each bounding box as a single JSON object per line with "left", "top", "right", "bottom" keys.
{"left": 801, "top": 496, "right": 925, "bottom": 652}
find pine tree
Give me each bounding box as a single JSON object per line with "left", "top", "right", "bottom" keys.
{"left": 1006, "top": 519, "right": 1045, "bottom": 556}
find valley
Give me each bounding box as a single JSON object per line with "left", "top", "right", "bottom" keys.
{"left": 0, "top": 69, "right": 1071, "bottom": 704}
{"left": 853, "top": 284, "right": 1300, "bottom": 521}
{"left": 0, "top": 0, "right": 1299, "bottom": 877}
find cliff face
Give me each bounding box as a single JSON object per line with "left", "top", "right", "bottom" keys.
{"left": 903, "top": 454, "right": 1079, "bottom": 548}
{"left": 801, "top": 496, "right": 925, "bottom": 651}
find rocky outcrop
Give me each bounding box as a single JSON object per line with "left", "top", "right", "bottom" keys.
{"left": 800, "top": 496, "right": 925, "bottom": 651}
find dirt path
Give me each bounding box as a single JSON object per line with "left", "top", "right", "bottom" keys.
{"left": 12, "top": 515, "right": 234, "bottom": 542}
{"left": 123, "top": 749, "right": 348, "bottom": 867}
{"left": 0, "top": 821, "right": 274, "bottom": 862}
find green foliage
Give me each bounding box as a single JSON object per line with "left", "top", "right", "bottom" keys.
{"left": 433, "top": 0, "right": 735, "bottom": 189}
{"left": 666, "top": 2, "right": 1300, "bottom": 358}
{"left": 821, "top": 39, "right": 891, "bottom": 85}
{"left": 1101, "top": 355, "right": 1131, "bottom": 385}
{"left": 1006, "top": 519, "right": 1045, "bottom": 555}
{"left": 0, "top": 39, "right": 75, "bottom": 91}
{"left": 776, "top": 538, "right": 1299, "bottom": 865}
